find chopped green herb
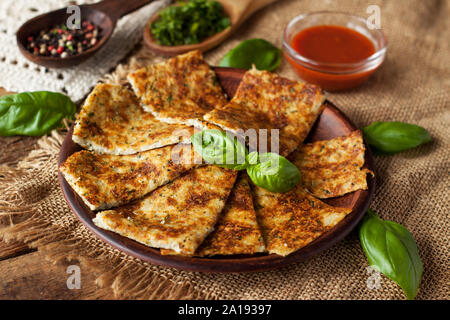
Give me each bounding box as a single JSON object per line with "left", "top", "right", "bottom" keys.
{"left": 163, "top": 214, "right": 171, "bottom": 224}
{"left": 150, "top": 0, "right": 230, "bottom": 46}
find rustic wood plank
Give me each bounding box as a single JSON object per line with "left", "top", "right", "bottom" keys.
{"left": 0, "top": 136, "right": 38, "bottom": 166}
{"left": 0, "top": 250, "right": 113, "bottom": 299}
{"left": 0, "top": 240, "right": 35, "bottom": 261}
{"left": 0, "top": 87, "right": 105, "bottom": 300}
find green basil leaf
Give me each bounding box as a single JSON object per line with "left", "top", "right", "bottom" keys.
{"left": 191, "top": 129, "right": 248, "bottom": 169}
{"left": 219, "top": 39, "right": 282, "bottom": 71}
{"left": 362, "top": 121, "right": 431, "bottom": 153}
{"left": 246, "top": 152, "right": 301, "bottom": 193}
{"left": 246, "top": 151, "right": 259, "bottom": 165}
{"left": 359, "top": 209, "right": 423, "bottom": 300}
{"left": 0, "top": 91, "right": 76, "bottom": 137}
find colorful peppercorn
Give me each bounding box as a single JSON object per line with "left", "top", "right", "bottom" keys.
{"left": 25, "top": 20, "right": 102, "bottom": 58}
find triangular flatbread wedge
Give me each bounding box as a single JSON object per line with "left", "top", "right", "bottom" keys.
{"left": 93, "top": 166, "right": 237, "bottom": 255}
{"left": 203, "top": 68, "right": 325, "bottom": 156}
{"left": 127, "top": 50, "right": 227, "bottom": 128}
{"left": 290, "top": 130, "right": 373, "bottom": 198}
{"left": 197, "top": 174, "right": 266, "bottom": 256}
{"left": 72, "top": 83, "right": 192, "bottom": 155}
{"left": 252, "top": 184, "right": 351, "bottom": 256}
{"left": 59, "top": 144, "right": 196, "bottom": 210}
{"left": 162, "top": 174, "right": 266, "bottom": 256}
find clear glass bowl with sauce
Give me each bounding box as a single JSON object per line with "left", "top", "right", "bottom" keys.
{"left": 283, "top": 11, "right": 387, "bottom": 91}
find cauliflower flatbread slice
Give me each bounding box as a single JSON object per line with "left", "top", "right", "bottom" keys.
{"left": 127, "top": 50, "right": 227, "bottom": 128}
{"left": 93, "top": 166, "right": 237, "bottom": 255}
{"left": 196, "top": 174, "right": 266, "bottom": 256}
{"left": 72, "top": 83, "right": 192, "bottom": 155}
{"left": 161, "top": 174, "right": 266, "bottom": 256}
{"left": 252, "top": 184, "right": 351, "bottom": 256}
{"left": 290, "top": 130, "right": 373, "bottom": 198}
{"left": 203, "top": 68, "right": 325, "bottom": 156}
{"left": 59, "top": 145, "right": 196, "bottom": 211}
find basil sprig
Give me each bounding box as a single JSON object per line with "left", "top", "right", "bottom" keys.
{"left": 219, "top": 39, "right": 282, "bottom": 71}
{"left": 359, "top": 209, "right": 423, "bottom": 300}
{"left": 246, "top": 152, "right": 301, "bottom": 193}
{"left": 0, "top": 91, "right": 76, "bottom": 136}
{"left": 191, "top": 129, "right": 248, "bottom": 170}
{"left": 362, "top": 121, "right": 431, "bottom": 154}
{"left": 191, "top": 130, "right": 301, "bottom": 193}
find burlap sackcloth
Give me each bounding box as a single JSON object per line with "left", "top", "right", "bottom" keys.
{"left": 0, "top": 0, "right": 448, "bottom": 300}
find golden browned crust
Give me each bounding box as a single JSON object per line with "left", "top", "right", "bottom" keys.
{"left": 252, "top": 184, "right": 351, "bottom": 256}
{"left": 59, "top": 145, "right": 196, "bottom": 210}
{"left": 203, "top": 68, "right": 326, "bottom": 156}
{"left": 290, "top": 130, "right": 373, "bottom": 198}
{"left": 194, "top": 174, "right": 265, "bottom": 256}
{"left": 93, "top": 166, "right": 237, "bottom": 255}
{"left": 127, "top": 50, "right": 227, "bottom": 127}
{"left": 72, "top": 83, "right": 192, "bottom": 155}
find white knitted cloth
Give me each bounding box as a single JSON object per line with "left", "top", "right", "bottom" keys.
{"left": 0, "top": 0, "right": 169, "bottom": 102}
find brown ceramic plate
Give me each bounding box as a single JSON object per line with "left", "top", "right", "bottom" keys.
{"left": 58, "top": 67, "right": 375, "bottom": 273}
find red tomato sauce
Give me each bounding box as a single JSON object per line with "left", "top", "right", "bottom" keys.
{"left": 292, "top": 25, "right": 375, "bottom": 63}
{"left": 285, "top": 25, "right": 378, "bottom": 91}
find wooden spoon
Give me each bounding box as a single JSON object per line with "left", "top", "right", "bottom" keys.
{"left": 143, "top": 0, "right": 277, "bottom": 56}
{"left": 16, "top": 0, "right": 153, "bottom": 68}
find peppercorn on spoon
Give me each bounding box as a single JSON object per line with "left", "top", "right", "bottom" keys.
{"left": 143, "top": 0, "right": 276, "bottom": 56}
{"left": 16, "top": 0, "right": 153, "bottom": 68}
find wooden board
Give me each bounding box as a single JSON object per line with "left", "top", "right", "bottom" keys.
{"left": 0, "top": 87, "right": 113, "bottom": 299}
{"left": 58, "top": 67, "right": 375, "bottom": 273}
{"left": 0, "top": 249, "right": 111, "bottom": 299}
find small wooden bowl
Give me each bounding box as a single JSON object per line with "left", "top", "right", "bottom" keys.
{"left": 17, "top": 6, "right": 113, "bottom": 69}
{"left": 16, "top": 0, "right": 152, "bottom": 68}
{"left": 58, "top": 67, "right": 375, "bottom": 273}
{"left": 143, "top": 12, "right": 234, "bottom": 56}
{"left": 143, "top": 0, "right": 276, "bottom": 56}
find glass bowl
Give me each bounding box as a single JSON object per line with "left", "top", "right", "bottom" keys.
{"left": 283, "top": 11, "right": 387, "bottom": 91}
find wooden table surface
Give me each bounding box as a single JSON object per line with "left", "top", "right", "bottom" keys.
{"left": 0, "top": 87, "right": 114, "bottom": 299}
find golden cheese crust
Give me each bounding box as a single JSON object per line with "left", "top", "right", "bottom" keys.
{"left": 196, "top": 174, "right": 266, "bottom": 256}
{"left": 163, "top": 174, "right": 266, "bottom": 256}
{"left": 127, "top": 50, "right": 227, "bottom": 128}
{"left": 93, "top": 166, "right": 237, "bottom": 255}
{"left": 203, "top": 68, "right": 326, "bottom": 156}
{"left": 72, "top": 83, "right": 192, "bottom": 155}
{"left": 290, "top": 130, "right": 373, "bottom": 198}
{"left": 252, "top": 184, "right": 351, "bottom": 256}
{"left": 59, "top": 145, "right": 196, "bottom": 210}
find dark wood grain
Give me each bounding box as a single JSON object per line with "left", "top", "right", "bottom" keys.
{"left": 58, "top": 67, "right": 375, "bottom": 273}
{"left": 0, "top": 250, "right": 112, "bottom": 299}
{"left": 16, "top": 0, "right": 152, "bottom": 68}
{"left": 0, "top": 241, "right": 35, "bottom": 261}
